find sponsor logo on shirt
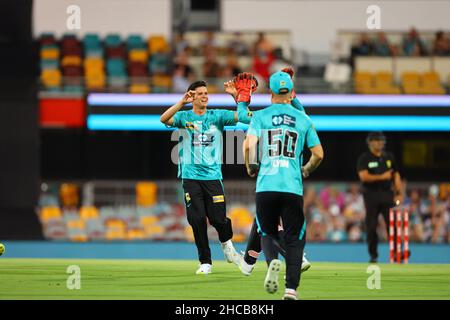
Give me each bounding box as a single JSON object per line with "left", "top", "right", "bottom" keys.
{"left": 272, "top": 114, "right": 296, "bottom": 127}
{"left": 212, "top": 195, "right": 225, "bottom": 203}
{"left": 368, "top": 161, "right": 379, "bottom": 168}
{"left": 386, "top": 160, "right": 392, "bottom": 168}
{"left": 192, "top": 133, "right": 214, "bottom": 146}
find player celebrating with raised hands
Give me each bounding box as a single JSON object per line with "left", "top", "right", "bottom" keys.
{"left": 160, "top": 80, "right": 255, "bottom": 275}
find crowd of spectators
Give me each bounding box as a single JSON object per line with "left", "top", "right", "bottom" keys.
{"left": 353, "top": 28, "right": 450, "bottom": 57}
{"left": 171, "top": 31, "right": 288, "bottom": 92}
{"left": 303, "top": 183, "right": 450, "bottom": 244}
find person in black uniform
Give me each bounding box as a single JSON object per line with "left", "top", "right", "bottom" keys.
{"left": 357, "top": 131, "right": 404, "bottom": 263}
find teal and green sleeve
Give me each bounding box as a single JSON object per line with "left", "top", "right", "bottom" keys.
{"left": 237, "top": 102, "right": 253, "bottom": 125}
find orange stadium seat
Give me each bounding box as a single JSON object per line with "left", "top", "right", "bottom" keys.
{"left": 148, "top": 36, "right": 169, "bottom": 54}
{"left": 373, "top": 72, "right": 401, "bottom": 94}
{"left": 401, "top": 72, "right": 421, "bottom": 94}
{"left": 79, "top": 206, "right": 99, "bottom": 220}
{"left": 129, "top": 83, "right": 150, "bottom": 94}
{"left": 85, "top": 71, "right": 106, "bottom": 90}
{"left": 129, "top": 49, "right": 149, "bottom": 63}
{"left": 136, "top": 182, "right": 157, "bottom": 207}
{"left": 59, "top": 183, "right": 79, "bottom": 207}
{"left": 354, "top": 71, "right": 373, "bottom": 94}
{"left": 41, "top": 69, "right": 62, "bottom": 87}
{"left": 127, "top": 228, "right": 145, "bottom": 240}
{"left": 421, "top": 72, "right": 446, "bottom": 94}
{"left": 40, "top": 47, "right": 59, "bottom": 60}
{"left": 67, "top": 219, "right": 86, "bottom": 230}
{"left": 61, "top": 55, "right": 82, "bottom": 67}
{"left": 40, "top": 206, "right": 62, "bottom": 222}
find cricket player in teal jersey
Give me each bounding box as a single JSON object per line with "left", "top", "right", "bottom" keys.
{"left": 160, "top": 80, "right": 255, "bottom": 275}
{"left": 243, "top": 71, "right": 324, "bottom": 300}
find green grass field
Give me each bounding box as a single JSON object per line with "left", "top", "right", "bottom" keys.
{"left": 0, "top": 258, "right": 449, "bottom": 300}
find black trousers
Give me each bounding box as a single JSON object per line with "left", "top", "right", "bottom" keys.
{"left": 256, "top": 192, "right": 305, "bottom": 291}
{"left": 182, "top": 179, "right": 233, "bottom": 264}
{"left": 244, "top": 218, "right": 286, "bottom": 265}
{"left": 363, "top": 190, "right": 395, "bottom": 260}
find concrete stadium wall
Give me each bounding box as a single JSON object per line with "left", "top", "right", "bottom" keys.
{"left": 33, "top": 0, "right": 171, "bottom": 38}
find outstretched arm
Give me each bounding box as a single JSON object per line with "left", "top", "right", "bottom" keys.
{"left": 281, "top": 66, "right": 305, "bottom": 112}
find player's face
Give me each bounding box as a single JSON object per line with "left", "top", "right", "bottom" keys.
{"left": 193, "top": 86, "right": 208, "bottom": 109}
{"left": 368, "top": 139, "right": 385, "bottom": 152}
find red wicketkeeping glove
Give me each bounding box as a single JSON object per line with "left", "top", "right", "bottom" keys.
{"left": 233, "top": 72, "right": 259, "bottom": 103}
{"left": 281, "top": 66, "right": 296, "bottom": 98}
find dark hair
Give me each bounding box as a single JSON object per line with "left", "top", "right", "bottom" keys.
{"left": 187, "top": 80, "right": 207, "bottom": 92}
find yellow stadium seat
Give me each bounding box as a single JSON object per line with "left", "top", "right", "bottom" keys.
{"left": 106, "top": 229, "right": 126, "bottom": 240}
{"left": 148, "top": 36, "right": 169, "bottom": 54}
{"left": 232, "top": 233, "right": 246, "bottom": 242}
{"left": 70, "top": 234, "right": 88, "bottom": 242}
{"left": 354, "top": 71, "right": 373, "bottom": 94}
{"left": 140, "top": 215, "right": 159, "bottom": 226}
{"left": 374, "top": 85, "right": 401, "bottom": 95}
{"left": 84, "top": 58, "right": 104, "bottom": 72}
{"left": 184, "top": 226, "right": 195, "bottom": 242}
{"left": 143, "top": 225, "right": 164, "bottom": 236}
{"left": 401, "top": 72, "right": 421, "bottom": 94}
{"left": 136, "top": 182, "right": 157, "bottom": 207}
{"left": 67, "top": 219, "right": 86, "bottom": 230}
{"left": 59, "top": 183, "right": 79, "bottom": 207}
{"left": 129, "top": 83, "right": 150, "bottom": 94}
{"left": 106, "top": 219, "right": 126, "bottom": 230}
{"left": 152, "top": 75, "right": 172, "bottom": 88}
{"left": 229, "top": 207, "right": 253, "bottom": 229}
{"left": 41, "top": 69, "right": 62, "bottom": 87}
{"left": 129, "top": 49, "right": 149, "bottom": 63}
{"left": 127, "top": 229, "right": 145, "bottom": 240}
{"left": 41, "top": 48, "right": 59, "bottom": 60}
{"left": 41, "top": 206, "right": 62, "bottom": 221}
{"left": 422, "top": 72, "right": 440, "bottom": 86}
{"left": 85, "top": 71, "right": 106, "bottom": 89}
{"left": 61, "top": 55, "right": 82, "bottom": 67}
{"left": 374, "top": 72, "right": 393, "bottom": 86}
{"left": 79, "top": 206, "right": 99, "bottom": 220}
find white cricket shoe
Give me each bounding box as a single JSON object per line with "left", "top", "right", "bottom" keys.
{"left": 301, "top": 253, "right": 311, "bottom": 273}
{"left": 195, "top": 263, "right": 212, "bottom": 275}
{"left": 239, "top": 258, "right": 255, "bottom": 276}
{"left": 264, "top": 259, "right": 281, "bottom": 294}
{"left": 283, "top": 288, "right": 298, "bottom": 300}
{"left": 221, "top": 240, "right": 241, "bottom": 266}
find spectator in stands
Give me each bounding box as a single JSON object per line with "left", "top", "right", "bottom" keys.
{"left": 202, "top": 49, "right": 222, "bottom": 78}
{"left": 172, "top": 50, "right": 195, "bottom": 93}
{"left": 327, "top": 205, "right": 348, "bottom": 242}
{"left": 373, "top": 32, "right": 394, "bottom": 56}
{"left": 354, "top": 32, "right": 373, "bottom": 56}
{"left": 227, "top": 32, "right": 248, "bottom": 56}
{"left": 432, "top": 31, "right": 450, "bottom": 56}
{"left": 252, "top": 32, "right": 273, "bottom": 56}
{"left": 269, "top": 48, "right": 291, "bottom": 74}
{"left": 403, "top": 28, "right": 428, "bottom": 56}
{"left": 405, "top": 188, "right": 425, "bottom": 242}
{"left": 201, "top": 31, "right": 219, "bottom": 56}
{"left": 221, "top": 53, "right": 242, "bottom": 78}
{"left": 173, "top": 32, "right": 191, "bottom": 55}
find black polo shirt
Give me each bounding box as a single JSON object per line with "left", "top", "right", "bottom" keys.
{"left": 357, "top": 151, "right": 398, "bottom": 193}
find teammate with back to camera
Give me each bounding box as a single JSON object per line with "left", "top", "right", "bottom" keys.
{"left": 242, "top": 70, "right": 324, "bottom": 299}
{"left": 160, "top": 80, "right": 256, "bottom": 275}
{"left": 223, "top": 68, "right": 312, "bottom": 277}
